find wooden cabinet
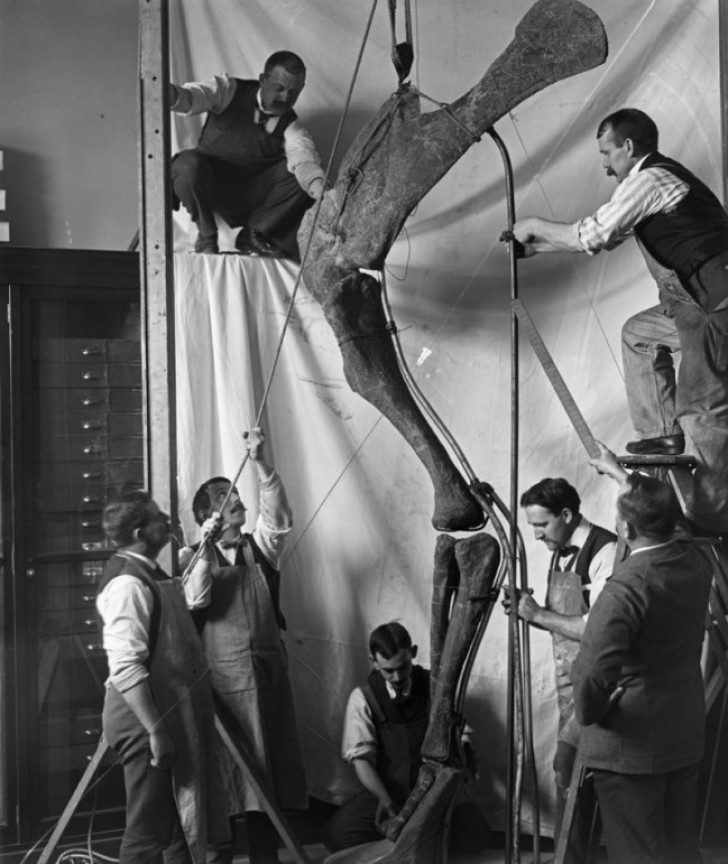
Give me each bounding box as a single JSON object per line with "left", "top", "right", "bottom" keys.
{"left": 0, "top": 248, "right": 142, "bottom": 848}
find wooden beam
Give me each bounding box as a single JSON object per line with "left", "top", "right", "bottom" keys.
{"left": 720, "top": 0, "right": 728, "bottom": 204}
{"left": 138, "top": 0, "right": 178, "bottom": 563}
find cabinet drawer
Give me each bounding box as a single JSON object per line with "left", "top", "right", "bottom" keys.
{"left": 38, "top": 481, "right": 144, "bottom": 512}
{"left": 37, "top": 513, "right": 107, "bottom": 554}
{"left": 38, "top": 435, "right": 143, "bottom": 461}
{"left": 37, "top": 459, "right": 145, "bottom": 489}
{"left": 42, "top": 387, "right": 142, "bottom": 413}
{"left": 36, "top": 338, "right": 139, "bottom": 363}
{"left": 41, "top": 714, "right": 104, "bottom": 748}
{"left": 38, "top": 411, "right": 142, "bottom": 438}
{"left": 37, "top": 362, "right": 142, "bottom": 389}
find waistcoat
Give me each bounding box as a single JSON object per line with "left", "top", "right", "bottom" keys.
{"left": 634, "top": 151, "right": 728, "bottom": 281}
{"left": 196, "top": 78, "right": 296, "bottom": 167}
{"left": 362, "top": 665, "right": 430, "bottom": 805}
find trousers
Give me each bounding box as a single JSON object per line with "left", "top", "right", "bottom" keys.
{"left": 171, "top": 150, "right": 313, "bottom": 259}
{"left": 621, "top": 253, "right": 728, "bottom": 532}
{"left": 593, "top": 763, "right": 701, "bottom": 864}
{"left": 108, "top": 719, "right": 192, "bottom": 864}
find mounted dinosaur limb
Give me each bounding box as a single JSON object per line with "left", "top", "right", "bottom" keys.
{"left": 300, "top": 0, "right": 607, "bottom": 530}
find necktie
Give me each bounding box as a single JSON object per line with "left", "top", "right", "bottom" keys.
{"left": 220, "top": 536, "right": 245, "bottom": 550}
{"left": 257, "top": 109, "right": 272, "bottom": 129}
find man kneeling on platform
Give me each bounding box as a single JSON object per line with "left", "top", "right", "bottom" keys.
{"left": 503, "top": 478, "right": 617, "bottom": 862}
{"left": 322, "top": 622, "right": 484, "bottom": 854}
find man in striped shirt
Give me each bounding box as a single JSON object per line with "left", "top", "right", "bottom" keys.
{"left": 513, "top": 108, "right": 728, "bottom": 536}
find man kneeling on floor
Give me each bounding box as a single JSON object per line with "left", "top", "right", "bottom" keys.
{"left": 322, "top": 622, "right": 486, "bottom": 853}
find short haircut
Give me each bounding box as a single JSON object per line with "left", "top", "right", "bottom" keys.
{"left": 369, "top": 622, "right": 413, "bottom": 660}
{"left": 191, "top": 476, "right": 231, "bottom": 525}
{"left": 597, "top": 108, "right": 658, "bottom": 157}
{"left": 520, "top": 477, "right": 581, "bottom": 517}
{"left": 103, "top": 490, "right": 154, "bottom": 548}
{"left": 617, "top": 473, "right": 680, "bottom": 541}
{"left": 264, "top": 51, "right": 306, "bottom": 77}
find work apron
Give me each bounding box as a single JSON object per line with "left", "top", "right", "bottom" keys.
{"left": 203, "top": 542, "right": 308, "bottom": 813}
{"left": 546, "top": 560, "right": 588, "bottom": 748}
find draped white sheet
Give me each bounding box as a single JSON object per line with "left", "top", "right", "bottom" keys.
{"left": 171, "top": 0, "right": 721, "bottom": 832}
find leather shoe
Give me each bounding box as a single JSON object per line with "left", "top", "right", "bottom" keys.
{"left": 625, "top": 434, "right": 685, "bottom": 456}
{"left": 194, "top": 232, "right": 219, "bottom": 254}
{"left": 236, "top": 226, "right": 286, "bottom": 258}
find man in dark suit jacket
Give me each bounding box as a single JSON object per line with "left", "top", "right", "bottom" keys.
{"left": 571, "top": 446, "right": 712, "bottom": 864}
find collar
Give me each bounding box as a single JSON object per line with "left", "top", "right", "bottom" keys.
{"left": 628, "top": 540, "right": 672, "bottom": 555}
{"left": 628, "top": 153, "right": 652, "bottom": 178}
{"left": 122, "top": 549, "right": 158, "bottom": 569}
{"left": 385, "top": 678, "right": 413, "bottom": 702}
{"left": 563, "top": 515, "right": 591, "bottom": 551}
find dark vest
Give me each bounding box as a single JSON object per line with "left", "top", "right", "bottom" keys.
{"left": 362, "top": 665, "right": 430, "bottom": 805}
{"left": 550, "top": 523, "right": 617, "bottom": 607}
{"left": 196, "top": 78, "right": 297, "bottom": 167}
{"left": 96, "top": 553, "right": 165, "bottom": 659}
{"left": 634, "top": 151, "right": 728, "bottom": 281}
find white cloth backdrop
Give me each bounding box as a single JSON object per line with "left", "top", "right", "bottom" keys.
{"left": 170, "top": 0, "right": 722, "bottom": 833}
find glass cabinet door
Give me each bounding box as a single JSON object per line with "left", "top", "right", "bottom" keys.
{"left": 2, "top": 255, "right": 143, "bottom": 847}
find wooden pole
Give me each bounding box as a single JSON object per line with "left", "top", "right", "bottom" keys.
{"left": 138, "top": 0, "right": 178, "bottom": 570}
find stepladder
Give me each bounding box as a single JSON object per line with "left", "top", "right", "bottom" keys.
{"left": 555, "top": 454, "right": 728, "bottom": 864}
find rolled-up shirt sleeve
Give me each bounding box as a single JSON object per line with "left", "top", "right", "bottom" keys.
{"left": 576, "top": 167, "right": 689, "bottom": 254}
{"left": 252, "top": 470, "right": 293, "bottom": 567}
{"left": 170, "top": 73, "right": 237, "bottom": 116}
{"left": 96, "top": 575, "right": 154, "bottom": 692}
{"left": 284, "top": 121, "right": 325, "bottom": 197}
{"left": 342, "top": 687, "right": 378, "bottom": 763}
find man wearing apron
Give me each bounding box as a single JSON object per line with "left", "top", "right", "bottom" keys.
{"left": 511, "top": 477, "right": 617, "bottom": 862}
{"left": 180, "top": 427, "right": 307, "bottom": 864}
{"left": 97, "top": 491, "right": 229, "bottom": 864}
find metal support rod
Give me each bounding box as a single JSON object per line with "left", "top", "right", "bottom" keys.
{"left": 487, "top": 125, "right": 541, "bottom": 862}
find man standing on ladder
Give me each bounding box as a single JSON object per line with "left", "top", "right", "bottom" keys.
{"left": 513, "top": 108, "right": 728, "bottom": 536}
{"left": 504, "top": 478, "right": 616, "bottom": 862}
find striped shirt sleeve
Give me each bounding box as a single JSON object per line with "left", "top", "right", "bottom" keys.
{"left": 575, "top": 167, "right": 689, "bottom": 254}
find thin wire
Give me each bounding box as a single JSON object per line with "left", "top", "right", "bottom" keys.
{"left": 184, "top": 0, "right": 381, "bottom": 568}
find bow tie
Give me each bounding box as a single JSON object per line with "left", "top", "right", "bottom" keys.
{"left": 257, "top": 109, "right": 273, "bottom": 127}
{"left": 558, "top": 544, "right": 579, "bottom": 558}
{"left": 220, "top": 536, "right": 245, "bottom": 550}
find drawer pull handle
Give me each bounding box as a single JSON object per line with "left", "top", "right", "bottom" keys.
{"left": 82, "top": 372, "right": 101, "bottom": 381}
{"left": 82, "top": 471, "right": 102, "bottom": 480}
{"left": 83, "top": 619, "right": 97, "bottom": 627}
{"left": 81, "top": 422, "right": 102, "bottom": 431}
{"left": 81, "top": 594, "right": 95, "bottom": 602}
{"left": 82, "top": 398, "right": 101, "bottom": 407}
{"left": 83, "top": 445, "right": 103, "bottom": 455}
{"left": 82, "top": 496, "right": 100, "bottom": 504}
{"left": 82, "top": 520, "right": 101, "bottom": 529}
{"left": 84, "top": 728, "right": 101, "bottom": 737}
{"left": 82, "top": 347, "right": 102, "bottom": 356}
{"left": 81, "top": 542, "right": 104, "bottom": 552}
{"left": 85, "top": 642, "right": 102, "bottom": 653}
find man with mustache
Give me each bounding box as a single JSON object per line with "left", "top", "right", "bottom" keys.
{"left": 504, "top": 477, "right": 616, "bottom": 862}
{"left": 513, "top": 108, "right": 728, "bottom": 536}
{"left": 180, "top": 427, "right": 306, "bottom": 864}
{"left": 171, "top": 51, "right": 325, "bottom": 260}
